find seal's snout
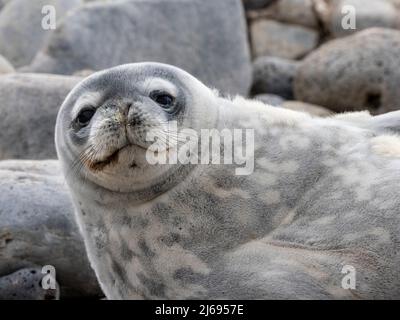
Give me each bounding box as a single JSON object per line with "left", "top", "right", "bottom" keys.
{"left": 107, "top": 100, "right": 142, "bottom": 130}
{"left": 112, "top": 99, "right": 143, "bottom": 128}
{"left": 127, "top": 103, "right": 145, "bottom": 128}
{"left": 112, "top": 100, "right": 132, "bottom": 119}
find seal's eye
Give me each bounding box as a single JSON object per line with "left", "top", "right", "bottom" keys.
{"left": 76, "top": 108, "right": 95, "bottom": 126}
{"left": 150, "top": 91, "right": 175, "bottom": 108}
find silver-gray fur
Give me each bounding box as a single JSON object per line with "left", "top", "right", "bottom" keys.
{"left": 56, "top": 62, "right": 400, "bottom": 299}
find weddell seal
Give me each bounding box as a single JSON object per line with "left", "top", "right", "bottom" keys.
{"left": 56, "top": 62, "right": 400, "bottom": 299}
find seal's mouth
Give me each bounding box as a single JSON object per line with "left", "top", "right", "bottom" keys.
{"left": 89, "top": 147, "right": 124, "bottom": 171}
{"left": 86, "top": 143, "right": 173, "bottom": 171}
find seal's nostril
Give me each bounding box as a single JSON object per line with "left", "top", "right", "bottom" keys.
{"left": 122, "top": 102, "right": 133, "bottom": 118}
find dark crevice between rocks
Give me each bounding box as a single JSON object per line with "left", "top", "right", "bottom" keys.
{"left": 310, "top": 0, "right": 329, "bottom": 44}
{"left": 365, "top": 91, "right": 382, "bottom": 112}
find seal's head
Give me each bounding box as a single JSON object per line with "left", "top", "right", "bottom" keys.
{"left": 55, "top": 63, "right": 218, "bottom": 193}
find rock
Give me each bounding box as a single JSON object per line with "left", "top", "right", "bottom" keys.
{"left": 0, "top": 54, "right": 14, "bottom": 73}
{"left": 320, "top": 0, "right": 400, "bottom": 38}
{"left": 0, "top": 160, "right": 102, "bottom": 298}
{"left": 251, "top": 56, "right": 299, "bottom": 99}
{"left": 25, "top": 0, "right": 251, "bottom": 96}
{"left": 0, "top": 73, "right": 82, "bottom": 160}
{"left": 0, "top": 0, "right": 82, "bottom": 68}
{"left": 387, "top": 0, "right": 400, "bottom": 9}
{"left": 294, "top": 28, "right": 400, "bottom": 114}
{"left": 312, "top": 0, "right": 330, "bottom": 27}
{"left": 0, "top": 0, "right": 11, "bottom": 10}
{"left": 281, "top": 101, "right": 333, "bottom": 117}
{"left": 250, "top": 19, "right": 319, "bottom": 59}
{"left": 254, "top": 94, "right": 285, "bottom": 106}
{"left": 72, "top": 69, "right": 95, "bottom": 78}
{"left": 0, "top": 267, "right": 60, "bottom": 300}
{"left": 243, "top": 0, "right": 274, "bottom": 10}
{"left": 269, "top": 0, "right": 319, "bottom": 29}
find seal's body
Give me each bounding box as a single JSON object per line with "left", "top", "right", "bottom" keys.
{"left": 56, "top": 63, "right": 400, "bottom": 299}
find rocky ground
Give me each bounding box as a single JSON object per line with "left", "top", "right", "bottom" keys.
{"left": 1, "top": 0, "right": 400, "bottom": 299}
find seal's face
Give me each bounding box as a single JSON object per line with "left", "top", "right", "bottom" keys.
{"left": 56, "top": 63, "right": 218, "bottom": 193}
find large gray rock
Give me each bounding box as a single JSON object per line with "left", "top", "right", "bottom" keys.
{"left": 25, "top": 0, "right": 251, "bottom": 95}
{"left": 0, "top": 160, "right": 102, "bottom": 298}
{"left": 0, "top": 267, "right": 60, "bottom": 300}
{"left": 319, "top": 0, "right": 400, "bottom": 38}
{"left": 0, "top": 0, "right": 11, "bottom": 10}
{"left": 251, "top": 56, "right": 299, "bottom": 99}
{"left": 0, "top": 0, "right": 82, "bottom": 68}
{"left": 295, "top": 28, "right": 400, "bottom": 114}
{"left": 0, "top": 54, "right": 14, "bottom": 74}
{"left": 250, "top": 19, "right": 319, "bottom": 59}
{"left": 0, "top": 73, "right": 81, "bottom": 160}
